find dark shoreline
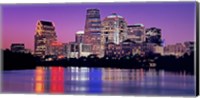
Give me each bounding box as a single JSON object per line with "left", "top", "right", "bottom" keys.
{"left": 2, "top": 49, "right": 194, "bottom": 75}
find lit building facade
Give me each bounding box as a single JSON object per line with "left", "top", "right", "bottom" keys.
{"left": 67, "top": 42, "right": 92, "bottom": 58}
{"left": 145, "top": 27, "right": 162, "bottom": 46}
{"left": 104, "top": 40, "right": 163, "bottom": 58}
{"left": 154, "top": 45, "right": 164, "bottom": 55}
{"left": 164, "top": 41, "right": 194, "bottom": 57}
{"left": 79, "top": 43, "right": 92, "bottom": 57}
{"left": 164, "top": 43, "right": 186, "bottom": 57}
{"left": 121, "top": 39, "right": 136, "bottom": 56}
{"left": 105, "top": 42, "right": 123, "bottom": 59}
{"left": 104, "top": 40, "right": 142, "bottom": 59}
{"left": 34, "top": 20, "right": 57, "bottom": 57}
{"left": 101, "top": 13, "right": 128, "bottom": 57}
{"left": 84, "top": 9, "right": 102, "bottom": 56}
{"left": 141, "top": 43, "right": 157, "bottom": 55}
{"left": 101, "top": 13, "right": 127, "bottom": 45}
{"left": 10, "top": 43, "right": 25, "bottom": 53}
{"left": 49, "top": 41, "right": 65, "bottom": 58}
{"left": 75, "top": 31, "right": 84, "bottom": 43}
{"left": 67, "top": 42, "right": 79, "bottom": 58}
{"left": 127, "top": 24, "right": 145, "bottom": 43}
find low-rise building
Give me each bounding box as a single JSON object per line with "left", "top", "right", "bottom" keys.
{"left": 49, "top": 41, "right": 65, "bottom": 58}
{"left": 105, "top": 42, "right": 123, "bottom": 59}
{"left": 79, "top": 43, "right": 92, "bottom": 57}
{"left": 154, "top": 45, "right": 164, "bottom": 55}
{"left": 67, "top": 42, "right": 93, "bottom": 58}
{"left": 164, "top": 43, "right": 186, "bottom": 57}
{"left": 104, "top": 40, "right": 164, "bottom": 59}
{"left": 67, "top": 42, "right": 79, "bottom": 58}
{"left": 184, "top": 41, "right": 194, "bottom": 55}
{"left": 127, "top": 24, "right": 145, "bottom": 43}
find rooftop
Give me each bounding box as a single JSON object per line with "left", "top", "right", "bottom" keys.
{"left": 128, "top": 24, "right": 144, "bottom": 27}
{"left": 76, "top": 31, "right": 84, "bottom": 35}
{"left": 107, "top": 13, "right": 123, "bottom": 19}
{"left": 11, "top": 43, "right": 24, "bottom": 46}
{"left": 40, "top": 20, "right": 54, "bottom": 26}
{"left": 87, "top": 8, "right": 100, "bottom": 12}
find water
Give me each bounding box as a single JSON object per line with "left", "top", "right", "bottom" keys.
{"left": 1, "top": 66, "right": 195, "bottom": 96}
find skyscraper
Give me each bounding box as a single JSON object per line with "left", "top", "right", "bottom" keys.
{"left": 145, "top": 27, "right": 162, "bottom": 46}
{"left": 34, "top": 20, "right": 57, "bottom": 57}
{"left": 101, "top": 13, "right": 127, "bottom": 57}
{"left": 101, "top": 13, "right": 127, "bottom": 45}
{"left": 84, "top": 9, "right": 102, "bottom": 56}
{"left": 127, "top": 24, "right": 145, "bottom": 43}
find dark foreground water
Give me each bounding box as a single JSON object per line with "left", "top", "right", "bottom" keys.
{"left": 2, "top": 66, "right": 195, "bottom": 96}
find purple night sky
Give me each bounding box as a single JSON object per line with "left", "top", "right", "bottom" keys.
{"left": 2, "top": 2, "right": 196, "bottom": 50}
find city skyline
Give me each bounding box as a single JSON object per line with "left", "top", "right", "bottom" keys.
{"left": 2, "top": 2, "right": 196, "bottom": 50}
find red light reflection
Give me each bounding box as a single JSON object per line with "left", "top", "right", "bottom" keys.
{"left": 50, "top": 66, "right": 64, "bottom": 93}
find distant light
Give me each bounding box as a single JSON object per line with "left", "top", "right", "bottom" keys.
{"left": 126, "top": 57, "right": 130, "bottom": 59}
{"left": 76, "top": 31, "right": 84, "bottom": 35}
{"left": 58, "top": 55, "right": 64, "bottom": 59}
{"left": 45, "top": 58, "right": 53, "bottom": 61}
{"left": 51, "top": 41, "right": 63, "bottom": 46}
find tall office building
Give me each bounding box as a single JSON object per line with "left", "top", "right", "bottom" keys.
{"left": 145, "top": 27, "right": 162, "bottom": 46}
{"left": 101, "top": 13, "right": 127, "bottom": 57}
{"left": 127, "top": 24, "right": 145, "bottom": 43}
{"left": 101, "top": 13, "right": 127, "bottom": 45}
{"left": 84, "top": 9, "right": 102, "bottom": 56}
{"left": 34, "top": 20, "right": 57, "bottom": 57}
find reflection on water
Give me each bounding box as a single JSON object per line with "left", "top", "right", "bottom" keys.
{"left": 2, "top": 66, "right": 195, "bottom": 96}
{"left": 50, "top": 67, "right": 64, "bottom": 93}
{"left": 35, "top": 67, "right": 45, "bottom": 93}
{"left": 102, "top": 68, "right": 145, "bottom": 81}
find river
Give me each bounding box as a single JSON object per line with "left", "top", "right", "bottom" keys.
{"left": 2, "top": 66, "right": 195, "bottom": 96}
